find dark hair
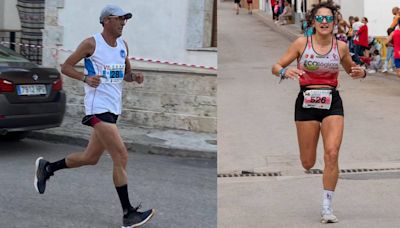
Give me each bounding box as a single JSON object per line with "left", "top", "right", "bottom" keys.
{"left": 354, "top": 16, "right": 359, "bottom": 22}
{"left": 308, "top": 2, "right": 340, "bottom": 25}
{"left": 307, "top": 1, "right": 340, "bottom": 34}
{"left": 363, "top": 17, "right": 368, "bottom": 23}
{"left": 373, "top": 50, "right": 379, "bottom": 55}
{"left": 387, "top": 27, "right": 395, "bottom": 35}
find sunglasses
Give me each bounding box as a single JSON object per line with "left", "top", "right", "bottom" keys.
{"left": 108, "top": 15, "right": 128, "bottom": 23}
{"left": 314, "top": 15, "right": 334, "bottom": 23}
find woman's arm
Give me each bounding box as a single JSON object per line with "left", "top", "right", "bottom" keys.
{"left": 338, "top": 41, "right": 366, "bottom": 79}
{"left": 272, "top": 37, "right": 306, "bottom": 79}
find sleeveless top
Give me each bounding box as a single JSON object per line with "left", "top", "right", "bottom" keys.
{"left": 297, "top": 36, "right": 340, "bottom": 87}
{"left": 83, "top": 33, "right": 127, "bottom": 115}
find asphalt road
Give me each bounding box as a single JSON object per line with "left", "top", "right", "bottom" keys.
{"left": 218, "top": 1, "right": 400, "bottom": 227}
{"left": 0, "top": 139, "right": 216, "bottom": 228}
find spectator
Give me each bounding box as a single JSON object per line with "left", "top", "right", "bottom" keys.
{"left": 389, "top": 7, "right": 400, "bottom": 29}
{"left": 247, "top": 0, "right": 253, "bottom": 14}
{"left": 271, "top": 0, "right": 279, "bottom": 20}
{"left": 347, "top": 16, "right": 355, "bottom": 53}
{"left": 367, "top": 50, "right": 382, "bottom": 74}
{"left": 352, "top": 17, "right": 363, "bottom": 35}
{"left": 276, "top": 0, "right": 293, "bottom": 25}
{"left": 234, "top": 0, "right": 240, "bottom": 15}
{"left": 387, "top": 25, "right": 400, "bottom": 77}
{"left": 368, "top": 36, "right": 382, "bottom": 55}
{"left": 353, "top": 17, "right": 369, "bottom": 65}
{"left": 336, "top": 12, "right": 350, "bottom": 43}
{"left": 301, "top": 11, "right": 314, "bottom": 37}
{"left": 382, "top": 27, "right": 395, "bottom": 73}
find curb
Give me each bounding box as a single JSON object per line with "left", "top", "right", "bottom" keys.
{"left": 28, "top": 131, "right": 217, "bottom": 160}
{"left": 254, "top": 11, "right": 301, "bottom": 42}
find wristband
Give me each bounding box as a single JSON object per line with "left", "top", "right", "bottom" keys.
{"left": 279, "top": 67, "right": 287, "bottom": 79}
{"left": 82, "top": 75, "right": 87, "bottom": 83}
{"left": 362, "top": 69, "right": 367, "bottom": 78}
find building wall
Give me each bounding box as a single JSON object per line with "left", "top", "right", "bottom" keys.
{"left": 45, "top": 0, "right": 216, "bottom": 69}
{"left": 40, "top": 0, "right": 217, "bottom": 133}
{"left": 336, "top": 0, "right": 365, "bottom": 24}
{"left": 337, "top": 0, "right": 400, "bottom": 36}
{"left": 0, "top": 0, "right": 21, "bottom": 31}
{"left": 64, "top": 66, "right": 217, "bottom": 133}
{"left": 363, "top": 0, "right": 400, "bottom": 36}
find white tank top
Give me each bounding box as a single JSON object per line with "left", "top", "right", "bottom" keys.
{"left": 83, "top": 33, "right": 127, "bottom": 115}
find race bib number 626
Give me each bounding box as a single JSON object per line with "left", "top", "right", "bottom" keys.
{"left": 302, "top": 89, "right": 332, "bottom": 110}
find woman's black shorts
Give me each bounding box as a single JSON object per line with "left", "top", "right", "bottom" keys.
{"left": 82, "top": 112, "right": 119, "bottom": 127}
{"left": 295, "top": 88, "right": 344, "bottom": 122}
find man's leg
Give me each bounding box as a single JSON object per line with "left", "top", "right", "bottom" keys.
{"left": 34, "top": 130, "right": 105, "bottom": 194}
{"left": 92, "top": 121, "right": 155, "bottom": 227}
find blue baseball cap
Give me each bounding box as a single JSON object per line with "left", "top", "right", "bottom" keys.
{"left": 99, "top": 4, "right": 132, "bottom": 23}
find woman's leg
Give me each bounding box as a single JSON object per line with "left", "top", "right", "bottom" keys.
{"left": 320, "top": 115, "right": 344, "bottom": 191}
{"left": 296, "top": 121, "right": 321, "bottom": 170}
{"left": 319, "top": 115, "right": 343, "bottom": 223}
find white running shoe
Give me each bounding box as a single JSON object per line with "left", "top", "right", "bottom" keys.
{"left": 367, "top": 69, "right": 376, "bottom": 74}
{"left": 321, "top": 208, "right": 338, "bottom": 224}
{"left": 381, "top": 69, "right": 388, "bottom": 73}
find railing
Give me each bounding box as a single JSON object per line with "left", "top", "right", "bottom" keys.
{"left": 0, "top": 31, "right": 42, "bottom": 64}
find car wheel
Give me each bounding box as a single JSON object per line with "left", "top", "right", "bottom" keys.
{"left": 0, "top": 131, "right": 30, "bottom": 141}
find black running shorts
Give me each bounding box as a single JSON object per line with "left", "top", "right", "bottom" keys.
{"left": 295, "top": 87, "right": 344, "bottom": 122}
{"left": 81, "top": 112, "right": 119, "bottom": 127}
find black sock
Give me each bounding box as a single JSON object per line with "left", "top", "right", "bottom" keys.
{"left": 116, "top": 184, "right": 133, "bottom": 215}
{"left": 46, "top": 158, "right": 68, "bottom": 173}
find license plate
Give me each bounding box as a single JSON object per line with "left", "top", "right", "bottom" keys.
{"left": 17, "top": 84, "right": 47, "bottom": 96}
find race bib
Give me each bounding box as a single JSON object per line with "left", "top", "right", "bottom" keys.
{"left": 101, "top": 64, "right": 125, "bottom": 83}
{"left": 302, "top": 89, "right": 332, "bottom": 110}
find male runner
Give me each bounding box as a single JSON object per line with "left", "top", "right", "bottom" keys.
{"left": 34, "top": 4, "right": 155, "bottom": 228}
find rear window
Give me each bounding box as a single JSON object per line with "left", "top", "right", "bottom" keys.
{"left": 0, "top": 45, "right": 31, "bottom": 63}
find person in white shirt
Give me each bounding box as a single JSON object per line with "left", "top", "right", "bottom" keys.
{"left": 34, "top": 4, "right": 155, "bottom": 228}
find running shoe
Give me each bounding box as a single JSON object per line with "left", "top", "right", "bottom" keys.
{"left": 321, "top": 208, "right": 338, "bottom": 224}
{"left": 122, "top": 204, "right": 155, "bottom": 228}
{"left": 381, "top": 69, "right": 388, "bottom": 73}
{"left": 34, "top": 157, "right": 53, "bottom": 194}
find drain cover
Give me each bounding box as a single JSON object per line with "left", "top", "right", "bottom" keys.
{"left": 218, "top": 170, "right": 281, "bottom": 178}
{"left": 306, "top": 167, "right": 400, "bottom": 174}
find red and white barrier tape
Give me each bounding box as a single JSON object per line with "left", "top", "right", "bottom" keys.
{"left": 129, "top": 57, "right": 216, "bottom": 70}
{"left": 0, "top": 41, "right": 217, "bottom": 70}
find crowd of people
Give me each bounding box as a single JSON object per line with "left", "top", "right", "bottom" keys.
{"left": 300, "top": 4, "right": 400, "bottom": 77}
{"left": 272, "top": 0, "right": 294, "bottom": 25}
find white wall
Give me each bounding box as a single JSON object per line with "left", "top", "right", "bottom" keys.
{"left": 364, "top": 0, "right": 400, "bottom": 36}
{"left": 0, "top": 0, "right": 21, "bottom": 30}
{"left": 337, "top": 0, "right": 364, "bottom": 21}
{"left": 57, "top": 0, "right": 216, "bottom": 68}
{"left": 338, "top": 0, "right": 400, "bottom": 36}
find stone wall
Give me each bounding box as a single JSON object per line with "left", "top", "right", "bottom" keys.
{"left": 63, "top": 65, "right": 217, "bottom": 133}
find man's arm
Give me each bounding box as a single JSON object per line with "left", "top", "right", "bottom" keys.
{"left": 61, "top": 38, "right": 95, "bottom": 81}
{"left": 123, "top": 40, "right": 143, "bottom": 84}
{"left": 123, "top": 40, "right": 133, "bottom": 82}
